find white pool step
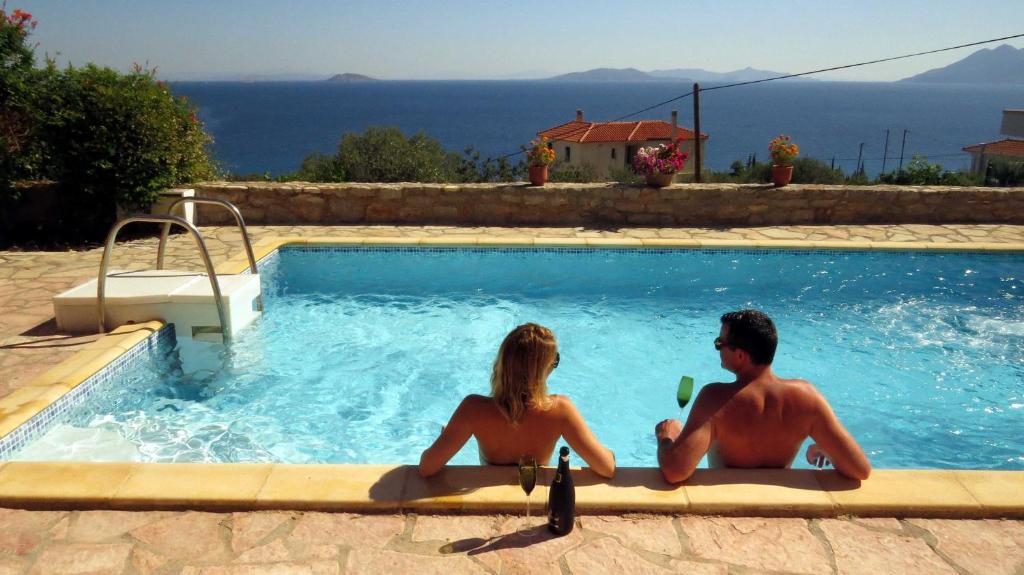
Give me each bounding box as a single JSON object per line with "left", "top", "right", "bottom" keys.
{"left": 53, "top": 269, "right": 261, "bottom": 341}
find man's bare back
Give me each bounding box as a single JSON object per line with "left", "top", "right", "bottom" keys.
{"left": 701, "top": 376, "right": 822, "bottom": 469}
{"left": 655, "top": 310, "right": 871, "bottom": 482}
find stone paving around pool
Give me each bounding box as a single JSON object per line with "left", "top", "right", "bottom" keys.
{"left": 2, "top": 223, "right": 1024, "bottom": 573}
{"left": 2, "top": 508, "right": 1024, "bottom": 575}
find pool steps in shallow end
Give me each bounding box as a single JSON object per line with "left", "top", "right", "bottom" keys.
{"left": 52, "top": 269, "right": 261, "bottom": 342}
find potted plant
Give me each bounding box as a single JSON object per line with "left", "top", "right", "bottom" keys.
{"left": 526, "top": 136, "right": 556, "bottom": 186}
{"left": 631, "top": 142, "right": 688, "bottom": 187}
{"left": 768, "top": 135, "right": 799, "bottom": 187}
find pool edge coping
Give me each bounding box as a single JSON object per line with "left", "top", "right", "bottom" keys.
{"left": 0, "top": 462, "right": 1020, "bottom": 517}
{"left": 2, "top": 236, "right": 1023, "bottom": 516}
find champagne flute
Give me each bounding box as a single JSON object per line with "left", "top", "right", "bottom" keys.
{"left": 517, "top": 456, "right": 538, "bottom": 534}
{"left": 677, "top": 375, "right": 695, "bottom": 410}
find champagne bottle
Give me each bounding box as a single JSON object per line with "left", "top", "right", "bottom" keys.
{"left": 547, "top": 446, "right": 575, "bottom": 536}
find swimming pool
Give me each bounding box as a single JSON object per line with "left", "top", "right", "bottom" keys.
{"left": 9, "top": 247, "right": 1024, "bottom": 470}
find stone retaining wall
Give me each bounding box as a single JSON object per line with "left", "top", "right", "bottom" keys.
{"left": 191, "top": 182, "right": 1024, "bottom": 227}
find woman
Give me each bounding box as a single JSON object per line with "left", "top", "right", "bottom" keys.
{"left": 418, "top": 323, "right": 616, "bottom": 478}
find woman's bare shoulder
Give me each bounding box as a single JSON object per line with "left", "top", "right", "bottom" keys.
{"left": 545, "top": 394, "right": 579, "bottom": 414}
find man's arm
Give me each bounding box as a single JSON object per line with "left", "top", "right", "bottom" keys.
{"left": 655, "top": 388, "right": 716, "bottom": 483}
{"left": 807, "top": 392, "right": 871, "bottom": 480}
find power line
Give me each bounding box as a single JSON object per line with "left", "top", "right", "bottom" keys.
{"left": 698, "top": 32, "right": 1024, "bottom": 94}
{"left": 499, "top": 32, "right": 1024, "bottom": 160}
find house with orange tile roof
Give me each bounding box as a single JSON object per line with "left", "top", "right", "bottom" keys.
{"left": 962, "top": 110, "right": 1024, "bottom": 174}
{"left": 538, "top": 110, "right": 708, "bottom": 181}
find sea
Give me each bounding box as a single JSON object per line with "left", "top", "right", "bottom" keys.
{"left": 169, "top": 80, "right": 1024, "bottom": 178}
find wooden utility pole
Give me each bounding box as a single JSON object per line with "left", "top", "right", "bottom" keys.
{"left": 856, "top": 143, "right": 865, "bottom": 175}
{"left": 897, "top": 129, "right": 908, "bottom": 173}
{"left": 881, "top": 129, "right": 890, "bottom": 175}
{"left": 693, "top": 83, "right": 702, "bottom": 183}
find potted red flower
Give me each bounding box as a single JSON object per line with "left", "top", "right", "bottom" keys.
{"left": 768, "top": 135, "right": 799, "bottom": 187}
{"left": 526, "top": 136, "right": 556, "bottom": 186}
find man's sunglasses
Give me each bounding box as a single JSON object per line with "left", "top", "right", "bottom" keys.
{"left": 714, "top": 337, "right": 733, "bottom": 351}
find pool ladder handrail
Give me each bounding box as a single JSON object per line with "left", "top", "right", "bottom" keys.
{"left": 97, "top": 214, "right": 229, "bottom": 341}
{"left": 156, "top": 196, "right": 262, "bottom": 312}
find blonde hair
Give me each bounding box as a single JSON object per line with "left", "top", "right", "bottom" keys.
{"left": 490, "top": 323, "right": 557, "bottom": 423}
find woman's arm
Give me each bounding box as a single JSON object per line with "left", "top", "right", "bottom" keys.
{"left": 559, "top": 397, "right": 616, "bottom": 478}
{"left": 418, "top": 396, "right": 476, "bottom": 477}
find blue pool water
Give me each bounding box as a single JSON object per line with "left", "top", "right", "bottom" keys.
{"left": 14, "top": 248, "right": 1024, "bottom": 469}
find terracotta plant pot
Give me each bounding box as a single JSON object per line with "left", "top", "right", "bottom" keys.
{"left": 645, "top": 172, "right": 674, "bottom": 188}
{"left": 772, "top": 164, "right": 794, "bottom": 187}
{"left": 528, "top": 165, "right": 549, "bottom": 186}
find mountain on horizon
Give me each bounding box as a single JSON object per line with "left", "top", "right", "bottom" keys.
{"left": 900, "top": 44, "right": 1024, "bottom": 84}
{"left": 649, "top": 66, "right": 811, "bottom": 83}
{"left": 545, "top": 66, "right": 809, "bottom": 83}
{"left": 545, "top": 67, "right": 685, "bottom": 82}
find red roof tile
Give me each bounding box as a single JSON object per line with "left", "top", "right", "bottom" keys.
{"left": 539, "top": 120, "right": 708, "bottom": 143}
{"left": 962, "top": 139, "right": 1024, "bottom": 158}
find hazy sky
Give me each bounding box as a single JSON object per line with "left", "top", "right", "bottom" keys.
{"left": 16, "top": 0, "right": 1024, "bottom": 81}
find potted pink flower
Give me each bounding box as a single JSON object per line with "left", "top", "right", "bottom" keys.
{"left": 631, "top": 142, "right": 688, "bottom": 187}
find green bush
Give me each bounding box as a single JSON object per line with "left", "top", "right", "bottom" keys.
{"left": 0, "top": 7, "right": 42, "bottom": 197}
{"left": 37, "top": 64, "right": 215, "bottom": 221}
{"left": 548, "top": 160, "right": 598, "bottom": 183}
{"left": 986, "top": 159, "right": 1024, "bottom": 187}
{"left": 2, "top": 8, "right": 216, "bottom": 240}
{"left": 877, "top": 156, "right": 982, "bottom": 186}
{"left": 792, "top": 157, "right": 845, "bottom": 184}
{"left": 291, "top": 129, "right": 528, "bottom": 183}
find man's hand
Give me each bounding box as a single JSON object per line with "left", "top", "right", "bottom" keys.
{"left": 655, "top": 419, "right": 683, "bottom": 444}
{"left": 805, "top": 443, "right": 832, "bottom": 468}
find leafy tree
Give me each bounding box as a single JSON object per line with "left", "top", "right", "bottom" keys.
{"left": 30, "top": 63, "right": 215, "bottom": 236}
{"left": 0, "top": 6, "right": 41, "bottom": 197}
{"left": 334, "top": 126, "right": 454, "bottom": 183}
{"left": 295, "top": 152, "right": 344, "bottom": 182}
{"left": 450, "top": 147, "right": 524, "bottom": 183}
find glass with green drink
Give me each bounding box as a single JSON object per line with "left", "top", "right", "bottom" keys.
{"left": 677, "top": 375, "right": 695, "bottom": 410}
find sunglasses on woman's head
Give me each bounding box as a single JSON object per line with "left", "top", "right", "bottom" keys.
{"left": 551, "top": 352, "right": 560, "bottom": 369}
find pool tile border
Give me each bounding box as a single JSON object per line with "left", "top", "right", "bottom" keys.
{"left": 217, "top": 236, "right": 1024, "bottom": 275}
{"left": 1, "top": 235, "right": 1022, "bottom": 516}
{"left": 0, "top": 321, "right": 169, "bottom": 457}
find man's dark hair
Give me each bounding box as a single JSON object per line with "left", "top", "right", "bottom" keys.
{"left": 720, "top": 309, "right": 778, "bottom": 365}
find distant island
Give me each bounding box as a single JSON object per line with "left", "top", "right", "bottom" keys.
{"left": 900, "top": 44, "right": 1024, "bottom": 84}
{"left": 546, "top": 67, "right": 676, "bottom": 82}
{"left": 545, "top": 66, "right": 807, "bottom": 83}
{"left": 326, "top": 73, "right": 377, "bottom": 82}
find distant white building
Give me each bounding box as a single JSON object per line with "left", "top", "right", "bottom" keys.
{"left": 538, "top": 110, "right": 708, "bottom": 181}
{"left": 963, "top": 109, "right": 1024, "bottom": 174}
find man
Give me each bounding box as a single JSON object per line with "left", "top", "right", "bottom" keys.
{"left": 655, "top": 309, "right": 871, "bottom": 482}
